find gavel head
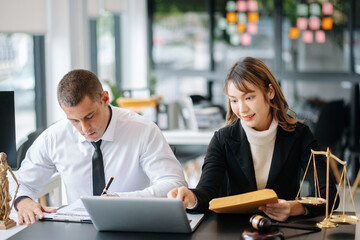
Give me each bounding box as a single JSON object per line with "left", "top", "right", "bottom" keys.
{"left": 249, "top": 215, "right": 273, "bottom": 232}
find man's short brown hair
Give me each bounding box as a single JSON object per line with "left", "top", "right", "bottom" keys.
{"left": 57, "top": 69, "right": 103, "bottom": 107}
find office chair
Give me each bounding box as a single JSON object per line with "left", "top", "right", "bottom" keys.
{"left": 16, "top": 128, "right": 45, "bottom": 168}
{"left": 314, "top": 100, "right": 345, "bottom": 150}
{"left": 313, "top": 100, "right": 346, "bottom": 184}
{"left": 16, "top": 128, "right": 61, "bottom": 206}
{"left": 346, "top": 83, "right": 360, "bottom": 198}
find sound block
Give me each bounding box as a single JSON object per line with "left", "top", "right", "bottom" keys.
{"left": 240, "top": 228, "right": 284, "bottom": 240}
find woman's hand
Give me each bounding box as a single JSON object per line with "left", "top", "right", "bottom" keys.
{"left": 167, "top": 186, "right": 197, "bottom": 209}
{"left": 258, "top": 199, "right": 306, "bottom": 222}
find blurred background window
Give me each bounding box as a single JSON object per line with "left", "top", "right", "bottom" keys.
{"left": 149, "top": 0, "right": 360, "bottom": 122}
{"left": 97, "top": 13, "right": 116, "bottom": 85}
{"left": 0, "top": 33, "right": 36, "bottom": 144}
{"left": 282, "top": 0, "right": 350, "bottom": 72}
{"left": 213, "top": 0, "right": 275, "bottom": 70}
{"left": 152, "top": 0, "right": 210, "bottom": 70}
{"left": 355, "top": 0, "right": 360, "bottom": 74}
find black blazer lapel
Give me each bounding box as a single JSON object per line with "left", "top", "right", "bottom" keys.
{"left": 266, "top": 127, "right": 297, "bottom": 188}
{"left": 227, "top": 122, "right": 257, "bottom": 190}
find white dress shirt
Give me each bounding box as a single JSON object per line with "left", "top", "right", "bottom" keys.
{"left": 10, "top": 106, "right": 187, "bottom": 204}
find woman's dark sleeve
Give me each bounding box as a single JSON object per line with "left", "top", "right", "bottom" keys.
{"left": 188, "top": 131, "right": 227, "bottom": 213}
{"left": 300, "top": 125, "right": 339, "bottom": 216}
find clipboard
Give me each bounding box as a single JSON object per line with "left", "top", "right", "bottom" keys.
{"left": 41, "top": 199, "right": 92, "bottom": 224}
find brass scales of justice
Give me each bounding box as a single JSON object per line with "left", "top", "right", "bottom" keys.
{"left": 295, "top": 147, "right": 360, "bottom": 228}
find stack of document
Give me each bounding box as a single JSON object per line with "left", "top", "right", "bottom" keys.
{"left": 42, "top": 199, "right": 91, "bottom": 223}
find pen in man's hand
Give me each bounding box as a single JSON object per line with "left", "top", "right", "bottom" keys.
{"left": 101, "top": 176, "right": 114, "bottom": 195}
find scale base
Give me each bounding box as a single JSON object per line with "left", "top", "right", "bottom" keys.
{"left": 316, "top": 218, "right": 337, "bottom": 228}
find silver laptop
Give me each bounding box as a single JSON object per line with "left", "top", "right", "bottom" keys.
{"left": 80, "top": 196, "right": 204, "bottom": 233}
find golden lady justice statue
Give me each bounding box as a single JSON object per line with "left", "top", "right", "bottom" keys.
{"left": 0, "top": 152, "right": 19, "bottom": 229}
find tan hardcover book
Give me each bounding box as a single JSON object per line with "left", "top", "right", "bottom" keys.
{"left": 209, "top": 189, "right": 278, "bottom": 214}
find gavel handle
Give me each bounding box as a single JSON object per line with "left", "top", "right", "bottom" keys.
{"left": 274, "top": 223, "right": 321, "bottom": 232}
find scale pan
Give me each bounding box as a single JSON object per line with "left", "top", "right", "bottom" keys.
{"left": 330, "top": 215, "right": 360, "bottom": 224}
{"left": 296, "top": 197, "right": 326, "bottom": 205}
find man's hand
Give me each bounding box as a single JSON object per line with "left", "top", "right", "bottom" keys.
{"left": 167, "top": 186, "right": 197, "bottom": 209}
{"left": 258, "top": 199, "right": 306, "bottom": 222}
{"left": 17, "top": 198, "right": 57, "bottom": 225}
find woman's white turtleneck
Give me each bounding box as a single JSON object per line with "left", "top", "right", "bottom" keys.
{"left": 241, "top": 118, "right": 278, "bottom": 190}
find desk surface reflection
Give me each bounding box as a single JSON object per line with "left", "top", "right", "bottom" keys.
{"left": 8, "top": 212, "right": 357, "bottom": 240}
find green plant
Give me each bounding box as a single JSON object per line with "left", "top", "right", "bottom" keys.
{"left": 104, "top": 79, "right": 122, "bottom": 107}
{"left": 148, "top": 65, "right": 157, "bottom": 96}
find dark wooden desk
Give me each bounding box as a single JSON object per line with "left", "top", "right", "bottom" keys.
{"left": 9, "top": 212, "right": 357, "bottom": 240}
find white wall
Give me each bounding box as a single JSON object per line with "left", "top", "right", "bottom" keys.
{"left": 120, "top": 0, "right": 148, "bottom": 90}
{"left": 0, "top": 0, "right": 47, "bottom": 33}
{"left": 46, "top": 0, "right": 148, "bottom": 125}
{"left": 46, "top": 0, "right": 71, "bottom": 124}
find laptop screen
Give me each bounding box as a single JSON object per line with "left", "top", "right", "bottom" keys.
{"left": 0, "top": 91, "right": 17, "bottom": 169}
{"left": 80, "top": 196, "right": 204, "bottom": 233}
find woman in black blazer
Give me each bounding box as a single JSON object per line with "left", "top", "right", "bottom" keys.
{"left": 168, "top": 57, "right": 338, "bottom": 222}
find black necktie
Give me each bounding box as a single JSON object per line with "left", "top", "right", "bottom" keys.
{"left": 91, "top": 140, "right": 105, "bottom": 195}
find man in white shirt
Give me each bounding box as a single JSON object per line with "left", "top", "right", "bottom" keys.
{"left": 11, "top": 69, "right": 187, "bottom": 225}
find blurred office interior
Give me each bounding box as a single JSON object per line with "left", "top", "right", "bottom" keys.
{"left": 0, "top": 0, "right": 360, "bottom": 206}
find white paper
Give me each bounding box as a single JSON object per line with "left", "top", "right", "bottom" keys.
{"left": 43, "top": 199, "right": 91, "bottom": 222}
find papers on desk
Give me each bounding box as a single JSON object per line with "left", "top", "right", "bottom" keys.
{"left": 42, "top": 199, "right": 91, "bottom": 223}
